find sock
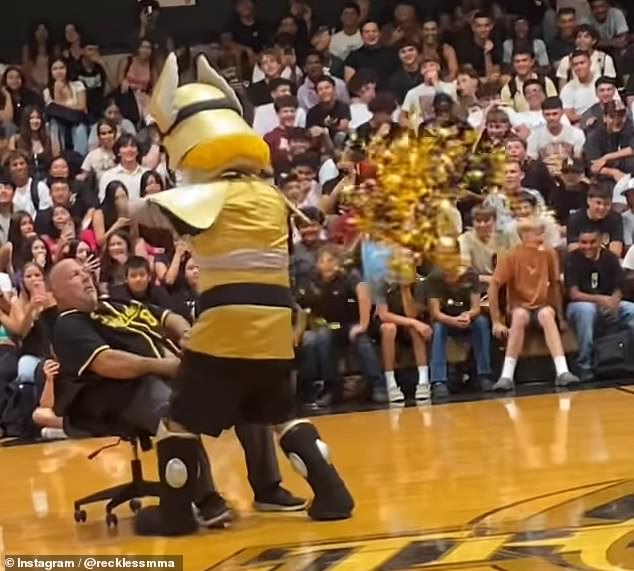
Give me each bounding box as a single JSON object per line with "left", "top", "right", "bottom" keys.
{"left": 417, "top": 366, "right": 429, "bottom": 385}
{"left": 501, "top": 357, "right": 517, "bottom": 380}
{"left": 385, "top": 370, "right": 397, "bottom": 390}
{"left": 554, "top": 356, "right": 569, "bottom": 376}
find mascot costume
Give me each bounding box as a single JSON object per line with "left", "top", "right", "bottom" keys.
{"left": 129, "top": 53, "right": 354, "bottom": 535}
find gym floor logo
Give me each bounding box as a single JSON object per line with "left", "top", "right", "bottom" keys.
{"left": 207, "top": 480, "right": 634, "bottom": 570}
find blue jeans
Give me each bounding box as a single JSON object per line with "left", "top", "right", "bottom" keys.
{"left": 49, "top": 119, "right": 89, "bottom": 156}
{"left": 566, "top": 301, "right": 634, "bottom": 373}
{"left": 299, "top": 327, "right": 384, "bottom": 391}
{"left": 430, "top": 316, "right": 492, "bottom": 384}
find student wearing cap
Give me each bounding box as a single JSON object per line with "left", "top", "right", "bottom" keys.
{"left": 585, "top": 99, "right": 634, "bottom": 177}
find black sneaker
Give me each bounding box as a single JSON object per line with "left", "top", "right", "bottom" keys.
{"left": 254, "top": 486, "right": 307, "bottom": 512}
{"left": 196, "top": 492, "right": 234, "bottom": 528}
{"left": 431, "top": 383, "right": 450, "bottom": 400}
{"left": 479, "top": 377, "right": 495, "bottom": 392}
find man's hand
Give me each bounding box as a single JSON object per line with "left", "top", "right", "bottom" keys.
{"left": 484, "top": 39, "right": 494, "bottom": 54}
{"left": 456, "top": 312, "right": 472, "bottom": 328}
{"left": 349, "top": 323, "right": 367, "bottom": 341}
{"left": 159, "top": 354, "right": 181, "bottom": 379}
{"left": 493, "top": 321, "right": 509, "bottom": 339}
{"left": 591, "top": 157, "right": 608, "bottom": 174}
{"left": 410, "top": 319, "right": 432, "bottom": 340}
{"left": 596, "top": 295, "right": 619, "bottom": 313}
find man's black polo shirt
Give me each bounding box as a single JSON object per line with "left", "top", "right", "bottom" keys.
{"left": 53, "top": 298, "right": 177, "bottom": 419}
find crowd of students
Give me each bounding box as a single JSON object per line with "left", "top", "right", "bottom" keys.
{"left": 0, "top": 0, "right": 633, "bottom": 438}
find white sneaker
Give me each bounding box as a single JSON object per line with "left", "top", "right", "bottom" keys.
{"left": 388, "top": 384, "right": 405, "bottom": 402}
{"left": 41, "top": 428, "right": 68, "bottom": 440}
{"left": 415, "top": 382, "right": 431, "bottom": 401}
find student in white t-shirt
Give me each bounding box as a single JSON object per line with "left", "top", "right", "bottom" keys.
{"left": 329, "top": 3, "right": 364, "bottom": 61}
{"left": 556, "top": 24, "right": 616, "bottom": 89}
{"left": 401, "top": 58, "right": 456, "bottom": 124}
{"left": 527, "top": 96, "right": 586, "bottom": 160}
{"left": 252, "top": 78, "right": 307, "bottom": 136}
{"left": 515, "top": 79, "right": 571, "bottom": 133}
{"left": 560, "top": 50, "right": 600, "bottom": 123}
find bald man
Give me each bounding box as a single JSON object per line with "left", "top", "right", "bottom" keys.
{"left": 49, "top": 259, "right": 305, "bottom": 527}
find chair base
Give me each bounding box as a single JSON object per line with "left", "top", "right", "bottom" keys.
{"left": 74, "top": 457, "right": 161, "bottom": 523}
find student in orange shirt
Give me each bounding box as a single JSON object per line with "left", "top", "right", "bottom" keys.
{"left": 488, "top": 217, "right": 580, "bottom": 390}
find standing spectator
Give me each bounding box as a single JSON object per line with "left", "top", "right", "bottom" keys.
{"left": 388, "top": 40, "right": 423, "bottom": 105}
{"left": 556, "top": 25, "right": 616, "bottom": 90}
{"left": 1, "top": 67, "right": 44, "bottom": 128}
{"left": 305, "top": 76, "right": 351, "bottom": 139}
{"left": 420, "top": 17, "right": 459, "bottom": 80}
{"left": 5, "top": 150, "right": 51, "bottom": 218}
{"left": 99, "top": 134, "right": 148, "bottom": 202}
{"left": 344, "top": 21, "right": 398, "bottom": 89}
{"left": 547, "top": 7, "right": 578, "bottom": 67}
{"left": 297, "top": 53, "right": 349, "bottom": 112}
{"left": 61, "top": 23, "right": 84, "bottom": 80}
{"left": 76, "top": 41, "right": 108, "bottom": 123}
{"left": 21, "top": 22, "right": 56, "bottom": 92}
{"left": 80, "top": 119, "right": 117, "bottom": 186}
{"left": 229, "top": 0, "right": 267, "bottom": 54}
{"left": 401, "top": 58, "right": 457, "bottom": 123}
{"left": 253, "top": 79, "right": 306, "bottom": 136}
{"left": 585, "top": 99, "right": 634, "bottom": 177}
{"left": 454, "top": 12, "right": 502, "bottom": 79}
{"left": 561, "top": 50, "right": 602, "bottom": 123}
{"left": 500, "top": 48, "right": 558, "bottom": 113}
{"left": 329, "top": 3, "right": 364, "bottom": 62}
{"left": 527, "top": 96, "right": 586, "bottom": 160}
{"left": 489, "top": 217, "right": 579, "bottom": 390}
{"left": 503, "top": 16, "right": 550, "bottom": 70}
{"left": 44, "top": 59, "right": 89, "bottom": 156}
{"left": 136, "top": 0, "right": 174, "bottom": 61}
{"left": 427, "top": 252, "right": 493, "bottom": 396}
{"left": 567, "top": 184, "right": 624, "bottom": 256}
{"left": 587, "top": 0, "right": 629, "bottom": 52}
{"left": 579, "top": 76, "right": 619, "bottom": 131}
{"left": 565, "top": 227, "right": 634, "bottom": 382}
{"left": 10, "top": 106, "right": 57, "bottom": 181}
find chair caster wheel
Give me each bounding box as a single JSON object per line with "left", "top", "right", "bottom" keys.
{"left": 74, "top": 509, "right": 87, "bottom": 523}
{"left": 129, "top": 499, "right": 142, "bottom": 513}
{"left": 105, "top": 513, "right": 118, "bottom": 527}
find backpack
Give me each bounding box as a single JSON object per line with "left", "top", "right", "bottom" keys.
{"left": 0, "top": 378, "right": 42, "bottom": 438}
{"left": 593, "top": 328, "right": 634, "bottom": 380}
{"left": 567, "top": 52, "right": 606, "bottom": 82}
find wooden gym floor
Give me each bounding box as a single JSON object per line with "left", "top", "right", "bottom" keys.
{"left": 3, "top": 388, "right": 634, "bottom": 570}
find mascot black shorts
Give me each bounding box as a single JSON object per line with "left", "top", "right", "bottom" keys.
{"left": 170, "top": 350, "right": 296, "bottom": 436}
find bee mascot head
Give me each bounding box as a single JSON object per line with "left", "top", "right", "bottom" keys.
{"left": 150, "top": 53, "right": 270, "bottom": 175}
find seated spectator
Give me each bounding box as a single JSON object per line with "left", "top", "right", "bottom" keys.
{"left": 298, "top": 52, "right": 349, "bottom": 112}
{"left": 165, "top": 252, "right": 199, "bottom": 323}
{"left": 99, "top": 230, "right": 133, "bottom": 292}
{"left": 388, "top": 40, "right": 423, "bottom": 105}
{"left": 42, "top": 204, "right": 97, "bottom": 261}
{"left": 80, "top": 119, "right": 117, "bottom": 186}
{"left": 32, "top": 359, "right": 67, "bottom": 441}
{"left": 454, "top": 11, "right": 502, "bottom": 79}
{"left": 1, "top": 211, "right": 35, "bottom": 276}
{"left": 1, "top": 67, "right": 44, "bottom": 128}
{"left": 50, "top": 258, "right": 303, "bottom": 521}
{"left": 0, "top": 176, "right": 15, "bottom": 246}
{"left": 547, "top": 7, "right": 578, "bottom": 68}
{"left": 459, "top": 206, "right": 510, "bottom": 290}
{"left": 356, "top": 93, "right": 400, "bottom": 145}
{"left": 291, "top": 207, "right": 326, "bottom": 293}
{"left": 587, "top": 0, "right": 629, "bottom": 53}
{"left": 503, "top": 16, "right": 550, "bottom": 70}
{"left": 484, "top": 160, "right": 545, "bottom": 232}
{"left": 579, "top": 76, "right": 619, "bottom": 132}
{"left": 566, "top": 227, "right": 634, "bottom": 382}
{"left": 253, "top": 79, "right": 306, "bottom": 136}
{"left": 465, "top": 82, "right": 521, "bottom": 131}
{"left": 329, "top": 2, "right": 363, "bottom": 62}
{"left": 0, "top": 275, "right": 19, "bottom": 420}
{"left": 567, "top": 183, "right": 624, "bottom": 256}
{"left": 515, "top": 79, "right": 571, "bottom": 132}
{"left": 401, "top": 57, "right": 457, "bottom": 124}
{"left": 560, "top": 50, "right": 603, "bottom": 124}
{"left": 620, "top": 183, "right": 634, "bottom": 248}
{"left": 420, "top": 17, "right": 459, "bottom": 81}
{"left": 381, "top": 1, "right": 422, "bottom": 47}
{"left": 585, "top": 99, "right": 634, "bottom": 177}
{"left": 500, "top": 48, "right": 558, "bottom": 113}
{"left": 455, "top": 66, "right": 480, "bottom": 119}
{"left": 347, "top": 70, "right": 377, "bottom": 129}
{"left": 139, "top": 170, "right": 165, "bottom": 197}
{"left": 527, "top": 96, "right": 586, "bottom": 161}
{"left": 427, "top": 242, "right": 493, "bottom": 395}
{"left": 44, "top": 58, "right": 89, "bottom": 156}
{"left": 309, "top": 26, "right": 345, "bottom": 80}
{"left": 373, "top": 260, "right": 432, "bottom": 402}
{"left": 290, "top": 153, "right": 322, "bottom": 209}
{"left": 5, "top": 150, "right": 51, "bottom": 218}
{"left": 10, "top": 106, "right": 57, "bottom": 180}
{"left": 35, "top": 178, "right": 94, "bottom": 237}
{"left": 252, "top": 36, "right": 302, "bottom": 84}
{"left": 247, "top": 49, "right": 284, "bottom": 107}
{"left": 87, "top": 99, "right": 137, "bottom": 151}
{"left": 99, "top": 134, "right": 148, "bottom": 202}
{"left": 295, "top": 245, "right": 385, "bottom": 406}
{"left": 76, "top": 40, "right": 108, "bottom": 123}
{"left": 506, "top": 191, "right": 562, "bottom": 249}
{"left": 344, "top": 21, "right": 398, "bottom": 89}
{"left": 20, "top": 235, "right": 53, "bottom": 275}
{"left": 114, "top": 38, "right": 156, "bottom": 125}
{"left": 109, "top": 255, "right": 172, "bottom": 308}
{"left": 489, "top": 217, "right": 580, "bottom": 390}
{"left": 263, "top": 96, "right": 303, "bottom": 166}
{"left": 505, "top": 136, "right": 558, "bottom": 204}
{"left": 556, "top": 25, "right": 616, "bottom": 90}
{"left": 305, "top": 76, "right": 351, "bottom": 139}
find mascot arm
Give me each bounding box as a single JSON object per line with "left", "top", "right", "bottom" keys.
{"left": 128, "top": 183, "right": 229, "bottom": 236}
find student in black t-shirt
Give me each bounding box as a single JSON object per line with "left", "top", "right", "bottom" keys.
{"left": 77, "top": 42, "right": 107, "bottom": 123}
{"left": 109, "top": 256, "right": 172, "bottom": 310}
{"left": 454, "top": 12, "right": 502, "bottom": 79}
{"left": 426, "top": 257, "right": 493, "bottom": 397}
{"left": 230, "top": 0, "right": 268, "bottom": 54}
{"left": 305, "top": 76, "right": 351, "bottom": 138}
{"left": 565, "top": 227, "right": 634, "bottom": 382}
{"left": 356, "top": 93, "right": 400, "bottom": 145}
{"left": 296, "top": 245, "right": 384, "bottom": 405}
{"left": 344, "top": 21, "right": 398, "bottom": 89}
{"left": 388, "top": 40, "right": 423, "bottom": 104}
{"left": 567, "top": 184, "right": 624, "bottom": 256}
